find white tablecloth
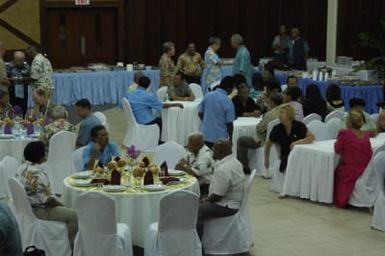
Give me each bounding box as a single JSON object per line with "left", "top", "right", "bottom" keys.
{"left": 63, "top": 176, "right": 199, "bottom": 247}
{"left": 161, "top": 100, "right": 201, "bottom": 146}
{"left": 282, "top": 133, "right": 385, "bottom": 203}
{"left": 0, "top": 137, "right": 37, "bottom": 163}
{"left": 232, "top": 117, "right": 261, "bottom": 153}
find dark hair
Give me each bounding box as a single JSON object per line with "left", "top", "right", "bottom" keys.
{"left": 325, "top": 83, "right": 342, "bottom": 102}
{"left": 219, "top": 76, "right": 235, "bottom": 90}
{"left": 138, "top": 76, "right": 151, "bottom": 88}
{"left": 91, "top": 125, "right": 106, "bottom": 141}
{"left": 209, "top": 36, "right": 221, "bottom": 45}
{"left": 175, "top": 71, "right": 186, "bottom": 81}
{"left": 0, "top": 88, "right": 9, "bottom": 99}
{"left": 286, "top": 75, "right": 297, "bottom": 85}
{"left": 24, "top": 141, "right": 46, "bottom": 164}
{"left": 264, "top": 64, "right": 275, "bottom": 78}
{"left": 162, "top": 42, "right": 174, "bottom": 54}
{"left": 233, "top": 74, "right": 247, "bottom": 88}
{"left": 269, "top": 92, "right": 283, "bottom": 106}
{"left": 237, "top": 83, "right": 249, "bottom": 92}
{"left": 285, "top": 86, "right": 302, "bottom": 101}
{"left": 75, "top": 98, "right": 91, "bottom": 109}
{"left": 349, "top": 98, "right": 366, "bottom": 109}
{"left": 266, "top": 80, "right": 282, "bottom": 93}
{"left": 305, "top": 84, "right": 322, "bottom": 100}
{"left": 252, "top": 73, "right": 264, "bottom": 91}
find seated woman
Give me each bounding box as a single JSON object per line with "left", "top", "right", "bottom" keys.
{"left": 250, "top": 72, "right": 264, "bottom": 99}
{"left": 17, "top": 141, "right": 78, "bottom": 244}
{"left": 167, "top": 72, "right": 195, "bottom": 101}
{"left": 232, "top": 83, "right": 261, "bottom": 118}
{"left": 29, "top": 87, "right": 56, "bottom": 122}
{"left": 283, "top": 86, "right": 304, "bottom": 121}
{"left": 334, "top": 111, "right": 374, "bottom": 208}
{"left": 377, "top": 111, "right": 385, "bottom": 133}
{"left": 303, "top": 84, "right": 327, "bottom": 120}
{"left": 264, "top": 104, "right": 315, "bottom": 174}
{"left": 326, "top": 83, "right": 345, "bottom": 112}
{"left": 0, "top": 88, "right": 14, "bottom": 120}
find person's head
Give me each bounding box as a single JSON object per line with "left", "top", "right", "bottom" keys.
{"left": 266, "top": 80, "right": 282, "bottom": 96}
{"left": 174, "top": 72, "right": 186, "bottom": 87}
{"left": 279, "top": 25, "right": 287, "bottom": 35}
{"left": 262, "top": 67, "right": 275, "bottom": 82}
{"left": 237, "top": 84, "right": 250, "bottom": 101}
{"left": 349, "top": 98, "right": 366, "bottom": 113}
{"left": 25, "top": 45, "right": 37, "bottom": 59}
{"left": 377, "top": 111, "right": 385, "bottom": 131}
{"left": 268, "top": 92, "right": 283, "bottom": 109}
{"left": 219, "top": 76, "right": 236, "bottom": 95}
{"left": 187, "top": 132, "right": 204, "bottom": 155}
{"left": 283, "top": 86, "right": 302, "bottom": 103}
{"left": 233, "top": 74, "right": 247, "bottom": 88}
{"left": 75, "top": 98, "right": 92, "bottom": 119}
{"left": 133, "top": 71, "right": 144, "bottom": 84}
{"left": 326, "top": 83, "right": 342, "bottom": 102}
{"left": 213, "top": 139, "right": 232, "bottom": 160}
{"left": 209, "top": 36, "right": 221, "bottom": 52}
{"left": 291, "top": 28, "right": 300, "bottom": 39}
{"left": 252, "top": 73, "right": 264, "bottom": 91}
{"left": 52, "top": 105, "right": 68, "bottom": 120}
{"left": 32, "top": 88, "right": 48, "bottom": 107}
{"left": 13, "top": 51, "right": 25, "bottom": 66}
{"left": 286, "top": 75, "right": 298, "bottom": 87}
{"left": 231, "top": 33, "right": 243, "bottom": 49}
{"left": 24, "top": 141, "right": 46, "bottom": 164}
{"left": 186, "top": 43, "right": 196, "bottom": 55}
{"left": 91, "top": 125, "right": 109, "bottom": 146}
{"left": 0, "top": 88, "right": 9, "bottom": 106}
{"left": 346, "top": 111, "right": 364, "bottom": 130}
{"left": 305, "top": 84, "right": 322, "bottom": 101}
{"left": 279, "top": 104, "right": 295, "bottom": 124}
{"left": 138, "top": 76, "right": 151, "bottom": 89}
{"left": 162, "top": 42, "right": 175, "bottom": 57}
{"left": 0, "top": 42, "right": 5, "bottom": 57}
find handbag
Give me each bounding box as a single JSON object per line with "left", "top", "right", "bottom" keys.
{"left": 23, "top": 246, "right": 45, "bottom": 256}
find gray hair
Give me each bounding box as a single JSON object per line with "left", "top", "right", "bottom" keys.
{"left": 162, "top": 42, "right": 175, "bottom": 54}
{"left": 52, "top": 105, "right": 68, "bottom": 119}
{"left": 134, "top": 71, "right": 144, "bottom": 83}
{"left": 209, "top": 36, "right": 221, "bottom": 45}
{"left": 231, "top": 34, "right": 243, "bottom": 44}
{"left": 14, "top": 51, "right": 25, "bottom": 60}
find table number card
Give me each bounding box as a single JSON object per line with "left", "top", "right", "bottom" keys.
{"left": 75, "top": 0, "right": 90, "bottom": 5}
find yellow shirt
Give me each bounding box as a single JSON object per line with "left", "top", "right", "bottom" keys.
{"left": 176, "top": 52, "right": 203, "bottom": 77}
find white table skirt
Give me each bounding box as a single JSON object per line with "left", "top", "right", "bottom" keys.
{"left": 0, "top": 137, "right": 37, "bottom": 163}
{"left": 232, "top": 117, "right": 261, "bottom": 154}
{"left": 282, "top": 133, "right": 385, "bottom": 203}
{"left": 161, "top": 100, "right": 201, "bottom": 146}
{"left": 63, "top": 177, "right": 200, "bottom": 247}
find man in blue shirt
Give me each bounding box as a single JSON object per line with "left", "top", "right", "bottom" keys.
{"left": 126, "top": 76, "right": 183, "bottom": 141}
{"left": 75, "top": 98, "right": 102, "bottom": 148}
{"left": 83, "top": 125, "right": 120, "bottom": 170}
{"left": 0, "top": 202, "right": 23, "bottom": 256}
{"left": 231, "top": 34, "right": 252, "bottom": 88}
{"left": 199, "top": 76, "right": 236, "bottom": 148}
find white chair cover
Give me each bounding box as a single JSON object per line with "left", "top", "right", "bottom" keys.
{"left": 371, "top": 113, "right": 380, "bottom": 125}
{"left": 266, "top": 119, "right": 284, "bottom": 192}
{"left": 325, "top": 110, "right": 344, "bottom": 123}
{"left": 73, "top": 192, "right": 133, "bottom": 256}
{"left": 122, "top": 98, "right": 160, "bottom": 152}
{"left": 46, "top": 131, "right": 76, "bottom": 194}
{"left": 209, "top": 81, "right": 220, "bottom": 91}
{"left": 8, "top": 178, "right": 71, "bottom": 256}
{"left": 189, "top": 83, "right": 203, "bottom": 99}
{"left": 201, "top": 169, "right": 256, "bottom": 255}
{"left": 154, "top": 141, "right": 186, "bottom": 169}
{"left": 326, "top": 117, "right": 342, "bottom": 139}
{"left": 73, "top": 146, "right": 87, "bottom": 172}
{"left": 306, "top": 120, "right": 330, "bottom": 141}
{"left": 144, "top": 190, "right": 201, "bottom": 256}
{"left": 0, "top": 156, "right": 18, "bottom": 199}
{"left": 157, "top": 87, "right": 168, "bottom": 102}
{"left": 303, "top": 113, "right": 322, "bottom": 125}
{"left": 93, "top": 111, "right": 111, "bottom": 132}
{"left": 372, "top": 151, "right": 385, "bottom": 231}
{"left": 349, "top": 144, "right": 385, "bottom": 208}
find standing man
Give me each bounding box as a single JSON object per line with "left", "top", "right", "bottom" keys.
{"left": 0, "top": 42, "right": 10, "bottom": 90}
{"left": 25, "top": 46, "right": 54, "bottom": 98}
{"left": 159, "top": 42, "right": 176, "bottom": 87}
{"left": 231, "top": 34, "right": 252, "bottom": 88}
{"left": 6, "top": 51, "right": 31, "bottom": 116}
{"left": 176, "top": 43, "right": 203, "bottom": 85}
{"left": 287, "top": 28, "right": 310, "bottom": 70}
{"left": 272, "top": 25, "right": 290, "bottom": 64}
{"left": 75, "top": 98, "right": 102, "bottom": 148}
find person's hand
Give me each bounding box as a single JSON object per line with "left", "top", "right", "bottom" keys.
{"left": 176, "top": 103, "right": 184, "bottom": 109}
{"left": 45, "top": 197, "right": 63, "bottom": 208}
{"left": 92, "top": 143, "right": 102, "bottom": 155}
{"left": 290, "top": 142, "right": 297, "bottom": 150}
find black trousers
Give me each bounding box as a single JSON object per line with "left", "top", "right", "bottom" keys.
{"left": 204, "top": 141, "right": 214, "bottom": 149}
{"left": 146, "top": 117, "right": 162, "bottom": 144}
{"left": 185, "top": 75, "right": 201, "bottom": 85}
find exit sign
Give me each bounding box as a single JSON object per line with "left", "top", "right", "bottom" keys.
{"left": 75, "top": 0, "right": 90, "bottom": 5}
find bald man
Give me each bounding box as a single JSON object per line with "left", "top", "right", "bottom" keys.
{"left": 175, "top": 133, "right": 214, "bottom": 195}
{"left": 0, "top": 42, "right": 10, "bottom": 89}
{"left": 196, "top": 139, "right": 245, "bottom": 240}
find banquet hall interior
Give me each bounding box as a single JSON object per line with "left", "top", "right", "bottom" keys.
{"left": 1, "top": 0, "right": 385, "bottom": 256}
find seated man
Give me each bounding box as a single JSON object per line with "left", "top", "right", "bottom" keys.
{"left": 175, "top": 133, "right": 215, "bottom": 195}
{"left": 232, "top": 83, "right": 261, "bottom": 118}
{"left": 0, "top": 88, "right": 14, "bottom": 120}
{"left": 75, "top": 98, "right": 102, "bottom": 148}
{"left": 128, "top": 71, "right": 144, "bottom": 92}
{"left": 83, "top": 125, "right": 120, "bottom": 170}
{"left": 341, "top": 98, "right": 376, "bottom": 132}
{"left": 167, "top": 72, "right": 195, "bottom": 101}
{"left": 0, "top": 202, "right": 23, "bottom": 256}
{"left": 197, "top": 139, "right": 245, "bottom": 240}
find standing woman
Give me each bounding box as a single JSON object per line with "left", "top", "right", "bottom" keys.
{"left": 202, "top": 37, "right": 222, "bottom": 94}
{"left": 159, "top": 42, "right": 176, "bottom": 88}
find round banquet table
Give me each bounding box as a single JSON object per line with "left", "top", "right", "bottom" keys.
{"left": 63, "top": 175, "right": 200, "bottom": 247}
{"left": 232, "top": 117, "right": 262, "bottom": 154}
{"left": 0, "top": 136, "right": 37, "bottom": 164}
{"left": 161, "top": 100, "right": 201, "bottom": 146}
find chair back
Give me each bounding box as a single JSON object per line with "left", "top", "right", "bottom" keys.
{"left": 307, "top": 120, "right": 330, "bottom": 141}
{"left": 240, "top": 169, "right": 256, "bottom": 211}
{"left": 154, "top": 141, "right": 186, "bottom": 168}
{"left": 157, "top": 87, "right": 168, "bottom": 102}
{"left": 303, "top": 113, "right": 322, "bottom": 125}
{"left": 189, "top": 83, "right": 203, "bottom": 99}
{"left": 0, "top": 156, "right": 18, "bottom": 198}
{"left": 8, "top": 178, "right": 36, "bottom": 218}
{"left": 73, "top": 146, "right": 87, "bottom": 171}
{"left": 374, "top": 151, "right": 385, "bottom": 195}
{"left": 326, "top": 117, "right": 342, "bottom": 139}
{"left": 93, "top": 112, "right": 110, "bottom": 132}
{"left": 325, "top": 110, "right": 344, "bottom": 123}
{"left": 371, "top": 113, "right": 380, "bottom": 125}
{"left": 122, "top": 98, "right": 139, "bottom": 146}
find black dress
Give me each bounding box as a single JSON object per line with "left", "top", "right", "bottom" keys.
{"left": 232, "top": 96, "right": 259, "bottom": 117}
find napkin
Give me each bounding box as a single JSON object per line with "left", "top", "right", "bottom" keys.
{"left": 110, "top": 169, "right": 121, "bottom": 185}
{"left": 3, "top": 124, "right": 12, "bottom": 134}
{"left": 26, "top": 123, "right": 34, "bottom": 135}
{"left": 143, "top": 170, "right": 154, "bottom": 185}
{"left": 160, "top": 161, "right": 169, "bottom": 176}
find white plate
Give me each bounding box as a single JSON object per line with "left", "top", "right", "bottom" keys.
{"left": 71, "top": 179, "right": 92, "bottom": 187}
{"left": 142, "top": 184, "right": 166, "bottom": 191}
{"left": 28, "top": 133, "right": 40, "bottom": 138}
{"left": 168, "top": 170, "right": 185, "bottom": 176}
{"left": 102, "top": 185, "right": 127, "bottom": 192}
{"left": 167, "top": 178, "right": 186, "bottom": 185}
{"left": 0, "top": 134, "right": 14, "bottom": 139}
{"left": 71, "top": 171, "right": 92, "bottom": 179}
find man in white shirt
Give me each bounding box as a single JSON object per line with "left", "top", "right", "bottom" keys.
{"left": 196, "top": 139, "right": 245, "bottom": 239}
{"left": 175, "top": 133, "right": 215, "bottom": 195}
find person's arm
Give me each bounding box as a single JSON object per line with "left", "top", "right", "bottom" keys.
{"left": 242, "top": 110, "right": 261, "bottom": 117}
{"left": 334, "top": 130, "right": 345, "bottom": 154}
{"left": 290, "top": 129, "right": 315, "bottom": 149}
{"left": 163, "top": 103, "right": 183, "bottom": 109}
{"left": 87, "top": 143, "right": 101, "bottom": 170}
{"left": 169, "top": 95, "right": 194, "bottom": 101}
{"left": 206, "top": 194, "right": 223, "bottom": 203}
{"left": 264, "top": 139, "right": 273, "bottom": 170}
{"left": 256, "top": 112, "right": 270, "bottom": 134}
{"left": 226, "top": 122, "right": 234, "bottom": 141}
{"left": 176, "top": 56, "right": 183, "bottom": 73}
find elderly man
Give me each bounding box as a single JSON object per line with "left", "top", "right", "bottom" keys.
{"left": 159, "top": 42, "right": 176, "bottom": 87}
{"left": 167, "top": 72, "right": 195, "bottom": 101}
{"left": 176, "top": 43, "right": 203, "bottom": 84}
{"left": 197, "top": 139, "right": 245, "bottom": 239}
{"left": 175, "top": 133, "right": 214, "bottom": 195}
{"left": 287, "top": 28, "right": 310, "bottom": 70}
{"left": 231, "top": 34, "right": 252, "bottom": 88}
{"left": 6, "top": 51, "right": 31, "bottom": 116}
{"left": 75, "top": 98, "right": 102, "bottom": 148}
{"left": 0, "top": 42, "right": 10, "bottom": 90}
{"left": 128, "top": 71, "right": 144, "bottom": 92}
{"left": 29, "top": 87, "right": 56, "bottom": 122}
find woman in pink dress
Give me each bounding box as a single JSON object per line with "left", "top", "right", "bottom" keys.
{"left": 334, "top": 111, "right": 373, "bottom": 208}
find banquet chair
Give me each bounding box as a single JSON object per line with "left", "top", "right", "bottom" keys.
{"left": 303, "top": 113, "right": 322, "bottom": 125}
{"left": 325, "top": 110, "right": 344, "bottom": 123}
{"left": 46, "top": 131, "right": 77, "bottom": 194}
{"left": 8, "top": 178, "right": 71, "bottom": 256}
{"left": 122, "top": 98, "right": 159, "bottom": 152}
{"left": 144, "top": 190, "right": 201, "bottom": 256}
{"left": 209, "top": 81, "right": 220, "bottom": 91}
{"left": 157, "top": 87, "right": 168, "bottom": 102}
{"left": 93, "top": 111, "right": 111, "bottom": 132}
{"left": 74, "top": 192, "right": 133, "bottom": 256}
{"left": 371, "top": 113, "right": 379, "bottom": 125}
{"left": 0, "top": 156, "right": 18, "bottom": 199}
{"left": 189, "top": 83, "right": 203, "bottom": 99}
{"left": 306, "top": 120, "right": 330, "bottom": 141}
{"left": 326, "top": 117, "right": 342, "bottom": 139}
{"left": 371, "top": 151, "right": 385, "bottom": 231}
{"left": 154, "top": 141, "right": 186, "bottom": 169}
{"left": 201, "top": 169, "right": 256, "bottom": 255}
{"left": 73, "top": 146, "right": 87, "bottom": 172}
{"left": 349, "top": 143, "right": 385, "bottom": 208}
